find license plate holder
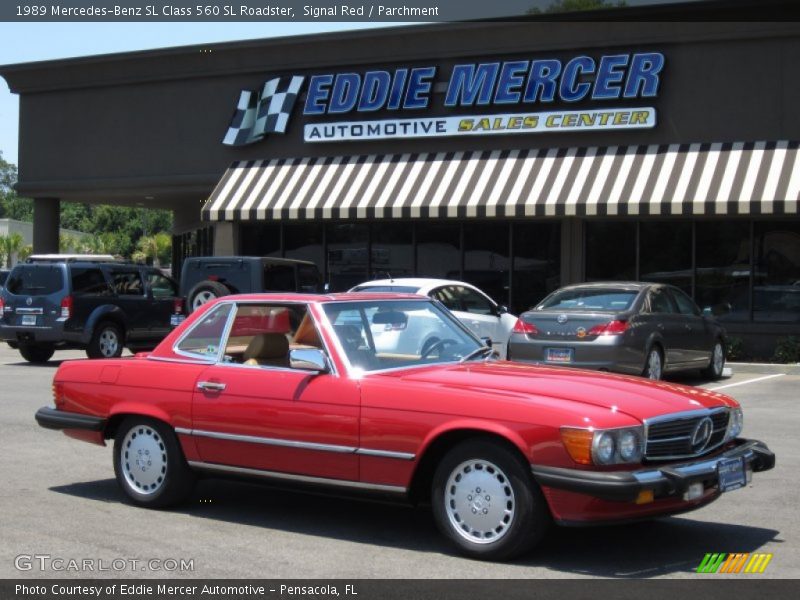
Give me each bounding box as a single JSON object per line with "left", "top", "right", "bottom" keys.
{"left": 21, "top": 315, "right": 37, "bottom": 326}
{"left": 545, "top": 347, "right": 574, "bottom": 363}
{"left": 718, "top": 456, "right": 747, "bottom": 492}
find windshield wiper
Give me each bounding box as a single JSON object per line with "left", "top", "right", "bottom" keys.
{"left": 459, "top": 346, "right": 496, "bottom": 363}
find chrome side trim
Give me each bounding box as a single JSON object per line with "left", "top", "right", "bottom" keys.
{"left": 179, "top": 428, "right": 416, "bottom": 460}
{"left": 147, "top": 355, "right": 215, "bottom": 365}
{"left": 189, "top": 428, "right": 357, "bottom": 454}
{"left": 355, "top": 448, "right": 416, "bottom": 461}
{"left": 187, "top": 461, "right": 407, "bottom": 494}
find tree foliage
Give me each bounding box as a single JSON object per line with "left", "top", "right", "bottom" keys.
{"left": 527, "top": 0, "right": 627, "bottom": 14}
{"left": 0, "top": 151, "right": 173, "bottom": 262}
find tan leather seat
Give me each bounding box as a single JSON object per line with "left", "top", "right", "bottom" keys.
{"left": 243, "top": 333, "right": 290, "bottom": 368}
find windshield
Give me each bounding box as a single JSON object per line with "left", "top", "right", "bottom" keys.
{"left": 323, "top": 299, "right": 483, "bottom": 372}
{"left": 537, "top": 288, "right": 638, "bottom": 311}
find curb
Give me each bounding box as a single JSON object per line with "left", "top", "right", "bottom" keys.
{"left": 727, "top": 362, "right": 800, "bottom": 375}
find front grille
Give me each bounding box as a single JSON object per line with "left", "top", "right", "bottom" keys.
{"left": 645, "top": 408, "right": 730, "bottom": 460}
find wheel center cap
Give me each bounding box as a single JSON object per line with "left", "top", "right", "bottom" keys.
{"left": 135, "top": 448, "right": 152, "bottom": 472}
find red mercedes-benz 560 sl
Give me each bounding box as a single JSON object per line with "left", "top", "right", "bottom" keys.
{"left": 36, "top": 293, "right": 775, "bottom": 560}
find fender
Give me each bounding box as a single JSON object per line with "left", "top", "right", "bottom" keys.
{"left": 108, "top": 402, "right": 174, "bottom": 427}
{"left": 81, "top": 305, "right": 128, "bottom": 344}
{"left": 417, "top": 418, "right": 535, "bottom": 464}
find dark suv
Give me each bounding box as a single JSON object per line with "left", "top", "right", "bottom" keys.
{"left": 0, "top": 257, "right": 180, "bottom": 362}
{"left": 180, "top": 256, "right": 323, "bottom": 314}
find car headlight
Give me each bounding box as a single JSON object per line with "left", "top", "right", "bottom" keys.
{"left": 727, "top": 407, "right": 744, "bottom": 440}
{"left": 561, "top": 426, "right": 644, "bottom": 465}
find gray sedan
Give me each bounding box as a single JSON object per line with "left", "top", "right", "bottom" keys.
{"left": 507, "top": 282, "right": 726, "bottom": 380}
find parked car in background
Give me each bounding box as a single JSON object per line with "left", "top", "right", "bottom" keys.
{"left": 179, "top": 256, "right": 323, "bottom": 316}
{"left": 350, "top": 278, "right": 517, "bottom": 358}
{"left": 35, "top": 292, "right": 773, "bottom": 560}
{"left": 508, "top": 282, "right": 727, "bottom": 380}
{"left": 0, "top": 255, "right": 180, "bottom": 362}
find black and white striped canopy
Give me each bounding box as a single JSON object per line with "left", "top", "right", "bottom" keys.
{"left": 202, "top": 141, "right": 800, "bottom": 221}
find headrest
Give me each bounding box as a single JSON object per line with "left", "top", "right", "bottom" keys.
{"left": 244, "top": 333, "right": 289, "bottom": 360}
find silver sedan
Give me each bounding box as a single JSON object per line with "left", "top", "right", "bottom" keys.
{"left": 507, "top": 282, "right": 727, "bottom": 380}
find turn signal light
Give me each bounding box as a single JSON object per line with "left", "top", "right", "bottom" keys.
{"left": 588, "top": 320, "right": 629, "bottom": 336}
{"left": 60, "top": 295, "right": 73, "bottom": 319}
{"left": 173, "top": 297, "right": 185, "bottom": 315}
{"left": 513, "top": 319, "right": 539, "bottom": 335}
{"left": 560, "top": 427, "right": 594, "bottom": 465}
{"left": 0, "top": 296, "right": 4, "bottom": 314}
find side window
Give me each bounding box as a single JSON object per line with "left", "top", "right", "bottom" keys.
{"left": 670, "top": 288, "right": 700, "bottom": 316}
{"left": 431, "top": 286, "right": 460, "bottom": 311}
{"left": 147, "top": 272, "right": 178, "bottom": 299}
{"left": 176, "top": 303, "right": 233, "bottom": 358}
{"left": 263, "top": 264, "right": 296, "bottom": 292}
{"left": 70, "top": 267, "right": 111, "bottom": 296}
{"left": 223, "top": 304, "right": 313, "bottom": 368}
{"left": 457, "top": 286, "right": 495, "bottom": 316}
{"left": 648, "top": 288, "right": 676, "bottom": 314}
{"left": 110, "top": 270, "right": 144, "bottom": 296}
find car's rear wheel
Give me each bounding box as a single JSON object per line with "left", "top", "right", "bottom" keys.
{"left": 113, "top": 417, "right": 195, "bottom": 508}
{"left": 701, "top": 340, "right": 725, "bottom": 380}
{"left": 188, "top": 280, "right": 230, "bottom": 313}
{"left": 19, "top": 344, "right": 55, "bottom": 363}
{"left": 431, "top": 439, "right": 549, "bottom": 561}
{"left": 87, "top": 322, "right": 123, "bottom": 359}
{"left": 643, "top": 346, "right": 663, "bottom": 380}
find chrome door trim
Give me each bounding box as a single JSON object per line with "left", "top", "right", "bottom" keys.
{"left": 187, "top": 461, "right": 407, "bottom": 495}
{"left": 355, "top": 448, "right": 416, "bottom": 461}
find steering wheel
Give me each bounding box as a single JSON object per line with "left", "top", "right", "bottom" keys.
{"left": 421, "top": 338, "right": 460, "bottom": 359}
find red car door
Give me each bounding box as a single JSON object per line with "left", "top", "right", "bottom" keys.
{"left": 189, "top": 302, "right": 360, "bottom": 482}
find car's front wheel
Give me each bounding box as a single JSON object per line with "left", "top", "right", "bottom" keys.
{"left": 19, "top": 343, "right": 55, "bottom": 363}
{"left": 431, "top": 439, "right": 549, "bottom": 561}
{"left": 701, "top": 340, "right": 725, "bottom": 380}
{"left": 113, "top": 417, "right": 195, "bottom": 508}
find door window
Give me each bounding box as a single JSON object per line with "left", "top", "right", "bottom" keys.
{"left": 175, "top": 303, "right": 233, "bottom": 359}
{"left": 648, "top": 288, "right": 676, "bottom": 314}
{"left": 456, "top": 286, "right": 496, "bottom": 316}
{"left": 70, "top": 267, "right": 111, "bottom": 296}
{"left": 430, "top": 286, "right": 460, "bottom": 311}
{"left": 110, "top": 270, "right": 144, "bottom": 296}
{"left": 669, "top": 288, "right": 700, "bottom": 316}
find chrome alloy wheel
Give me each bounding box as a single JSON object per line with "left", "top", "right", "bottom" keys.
{"left": 712, "top": 342, "right": 724, "bottom": 376}
{"left": 444, "top": 459, "right": 515, "bottom": 544}
{"left": 98, "top": 328, "right": 119, "bottom": 357}
{"left": 192, "top": 290, "right": 217, "bottom": 310}
{"left": 121, "top": 425, "right": 168, "bottom": 495}
{"left": 647, "top": 349, "right": 663, "bottom": 380}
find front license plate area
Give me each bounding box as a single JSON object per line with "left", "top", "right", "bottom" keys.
{"left": 718, "top": 457, "right": 747, "bottom": 492}
{"left": 21, "top": 315, "right": 37, "bottom": 326}
{"left": 545, "top": 347, "right": 574, "bottom": 363}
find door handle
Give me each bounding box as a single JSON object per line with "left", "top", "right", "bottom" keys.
{"left": 197, "top": 381, "right": 226, "bottom": 392}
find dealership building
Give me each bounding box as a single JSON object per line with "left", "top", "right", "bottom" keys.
{"left": 1, "top": 19, "right": 799, "bottom": 355}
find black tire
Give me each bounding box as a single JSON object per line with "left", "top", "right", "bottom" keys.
{"left": 187, "top": 280, "right": 231, "bottom": 314}
{"left": 86, "top": 321, "right": 124, "bottom": 359}
{"left": 19, "top": 344, "right": 55, "bottom": 363}
{"left": 643, "top": 345, "right": 664, "bottom": 380}
{"left": 431, "top": 439, "right": 549, "bottom": 561}
{"left": 701, "top": 339, "right": 726, "bottom": 380}
{"left": 113, "top": 417, "right": 196, "bottom": 508}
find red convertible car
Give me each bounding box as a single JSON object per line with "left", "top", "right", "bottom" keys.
{"left": 36, "top": 293, "right": 774, "bottom": 560}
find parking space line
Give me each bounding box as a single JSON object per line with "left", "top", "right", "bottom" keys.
{"left": 708, "top": 373, "right": 785, "bottom": 391}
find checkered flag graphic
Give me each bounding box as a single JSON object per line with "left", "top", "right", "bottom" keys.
{"left": 223, "top": 75, "right": 305, "bottom": 146}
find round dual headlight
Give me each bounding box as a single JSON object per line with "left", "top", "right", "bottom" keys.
{"left": 618, "top": 429, "right": 643, "bottom": 462}
{"left": 728, "top": 407, "right": 744, "bottom": 439}
{"left": 594, "top": 432, "right": 616, "bottom": 464}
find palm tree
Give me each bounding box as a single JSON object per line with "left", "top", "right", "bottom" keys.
{"left": 134, "top": 233, "right": 172, "bottom": 267}
{"left": 0, "top": 232, "right": 24, "bottom": 267}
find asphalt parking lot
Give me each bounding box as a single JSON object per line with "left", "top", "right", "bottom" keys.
{"left": 1, "top": 344, "right": 798, "bottom": 579}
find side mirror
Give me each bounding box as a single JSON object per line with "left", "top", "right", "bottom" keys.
{"left": 323, "top": 282, "right": 331, "bottom": 293}
{"left": 480, "top": 336, "right": 493, "bottom": 348}
{"left": 497, "top": 305, "right": 508, "bottom": 315}
{"left": 289, "top": 348, "right": 329, "bottom": 372}
{"left": 702, "top": 306, "right": 713, "bottom": 316}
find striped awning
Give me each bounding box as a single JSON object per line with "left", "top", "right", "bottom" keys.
{"left": 202, "top": 141, "right": 800, "bottom": 221}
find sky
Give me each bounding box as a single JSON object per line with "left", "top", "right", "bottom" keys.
{"left": 0, "top": 22, "right": 407, "bottom": 165}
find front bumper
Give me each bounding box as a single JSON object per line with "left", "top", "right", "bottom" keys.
{"left": 531, "top": 439, "right": 775, "bottom": 503}
{"left": 35, "top": 406, "right": 106, "bottom": 432}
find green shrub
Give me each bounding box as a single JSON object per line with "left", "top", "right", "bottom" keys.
{"left": 773, "top": 336, "right": 800, "bottom": 364}
{"left": 726, "top": 337, "right": 745, "bottom": 361}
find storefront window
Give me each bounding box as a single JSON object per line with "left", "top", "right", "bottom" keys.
{"left": 240, "top": 224, "right": 281, "bottom": 257}
{"left": 284, "top": 223, "right": 324, "bottom": 279}
{"left": 370, "top": 223, "right": 414, "bottom": 280}
{"left": 753, "top": 221, "right": 800, "bottom": 323}
{"left": 585, "top": 222, "right": 636, "bottom": 281}
{"left": 695, "top": 221, "right": 751, "bottom": 322}
{"left": 416, "top": 223, "right": 461, "bottom": 280}
{"left": 512, "top": 222, "right": 560, "bottom": 313}
{"left": 327, "top": 223, "right": 369, "bottom": 291}
{"left": 463, "top": 222, "right": 511, "bottom": 307}
{"left": 639, "top": 221, "right": 692, "bottom": 293}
